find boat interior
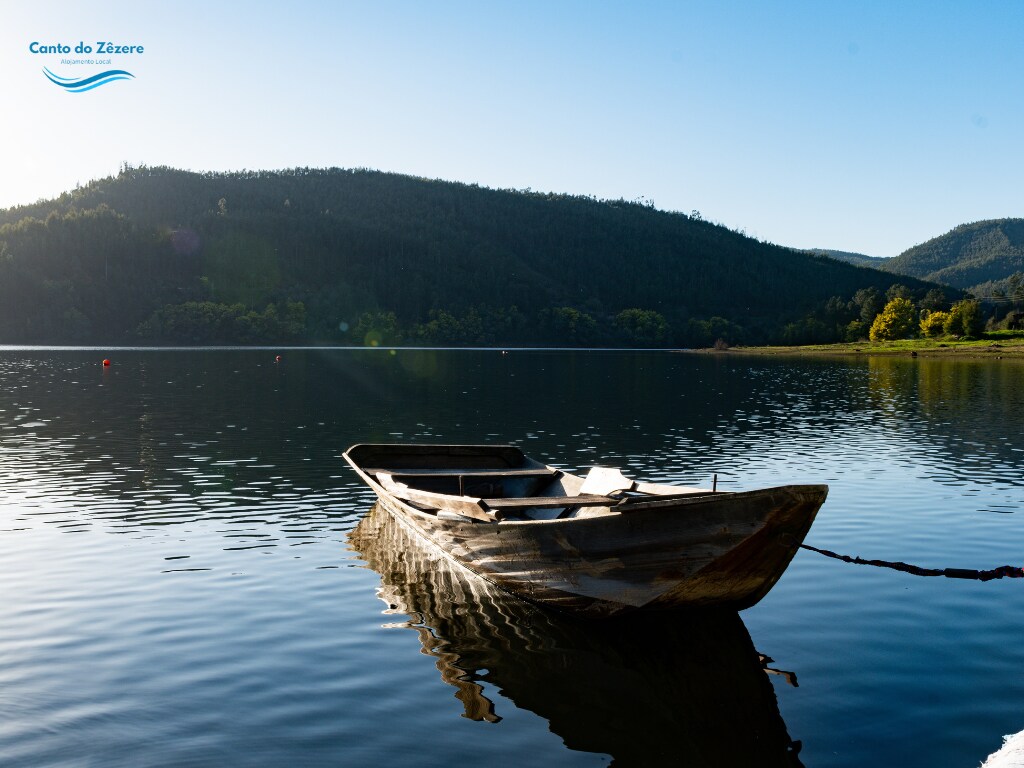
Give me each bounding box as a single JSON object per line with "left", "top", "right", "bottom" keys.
{"left": 345, "top": 444, "right": 716, "bottom": 522}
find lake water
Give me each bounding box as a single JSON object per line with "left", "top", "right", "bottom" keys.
{"left": 1, "top": 348, "right": 1023, "bottom": 767}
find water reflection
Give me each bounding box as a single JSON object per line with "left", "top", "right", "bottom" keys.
{"left": 349, "top": 503, "right": 804, "bottom": 767}
{"left": 862, "top": 356, "right": 1024, "bottom": 495}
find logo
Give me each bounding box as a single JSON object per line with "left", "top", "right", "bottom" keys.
{"left": 42, "top": 66, "right": 134, "bottom": 93}
{"left": 29, "top": 40, "right": 143, "bottom": 93}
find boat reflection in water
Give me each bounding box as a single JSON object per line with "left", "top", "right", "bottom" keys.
{"left": 349, "top": 503, "right": 805, "bottom": 767}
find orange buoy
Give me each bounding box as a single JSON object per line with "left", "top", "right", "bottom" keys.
{"left": 102, "top": 359, "right": 111, "bottom": 366}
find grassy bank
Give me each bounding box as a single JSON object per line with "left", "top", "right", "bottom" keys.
{"left": 712, "top": 330, "right": 1024, "bottom": 358}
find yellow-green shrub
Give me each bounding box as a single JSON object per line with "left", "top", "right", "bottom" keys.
{"left": 919, "top": 310, "right": 950, "bottom": 338}
{"left": 869, "top": 297, "right": 917, "bottom": 341}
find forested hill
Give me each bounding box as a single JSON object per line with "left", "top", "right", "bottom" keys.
{"left": 0, "top": 166, "right": 946, "bottom": 346}
{"left": 882, "top": 219, "right": 1024, "bottom": 295}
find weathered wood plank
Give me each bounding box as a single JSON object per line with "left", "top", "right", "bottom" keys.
{"left": 347, "top": 443, "right": 526, "bottom": 471}
{"left": 619, "top": 491, "right": 720, "bottom": 511}
{"left": 365, "top": 467, "right": 558, "bottom": 479}
{"left": 376, "top": 473, "right": 495, "bottom": 522}
{"left": 482, "top": 494, "right": 620, "bottom": 509}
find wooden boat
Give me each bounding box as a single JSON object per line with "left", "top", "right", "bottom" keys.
{"left": 348, "top": 502, "right": 805, "bottom": 766}
{"left": 343, "top": 443, "right": 827, "bottom": 618}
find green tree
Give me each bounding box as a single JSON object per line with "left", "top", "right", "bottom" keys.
{"left": 538, "top": 307, "right": 598, "bottom": 345}
{"left": 613, "top": 308, "right": 670, "bottom": 346}
{"left": 1009, "top": 272, "right": 1024, "bottom": 308}
{"left": 820, "top": 296, "right": 854, "bottom": 327}
{"left": 781, "top": 317, "right": 831, "bottom": 345}
{"left": 869, "top": 297, "right": 917, "bottom": 341}
{"left": 680, "top": 316, "right": 744, "bottom": 347}
{"left": 352, "top": 311, "right": 403, "bottom": 346}
{"left": 943, "top": 300, "right": 984, "bottom": 339}
{"left": 135, "top": 301, "right": 306, "bottom": 344}
{"left": 854, "top": 287, "right": 885, "bottom": 325}
{"left": 920, "top": 288, "right": 949, "bottom": 313}
{"left": 414, "top": 309, "right": 462, "bottom": 344}
{"left": 885, "top": 284, "right": 912, "bottom": 302}
{"left": 844, "top": 319, "right": 869, "bottom": 341}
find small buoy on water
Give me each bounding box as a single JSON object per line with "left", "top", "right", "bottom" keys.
{"left": 275, "top": 355, "right": 281, "bottom": 363}
{"left": 102, "top": 359, "right": 111, "bottom": 367}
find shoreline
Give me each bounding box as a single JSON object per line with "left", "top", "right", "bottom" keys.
{"left": 696, "top": 336, "right": 1024, "bottom": 359}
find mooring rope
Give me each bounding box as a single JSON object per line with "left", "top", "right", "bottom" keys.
{"left": 799, "top": 544, "right": 1024, "bottom": 581}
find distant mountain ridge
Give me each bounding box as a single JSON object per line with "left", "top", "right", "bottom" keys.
{"left": 881, "top": 218, "right": 1024, "bottom": 294}
{"left": 802, "top": 249, "right": 890, "bottom": 268}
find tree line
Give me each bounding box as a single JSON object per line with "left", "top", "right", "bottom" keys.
{"left": 0, "top": 165, "right": 954, "bottom": 346}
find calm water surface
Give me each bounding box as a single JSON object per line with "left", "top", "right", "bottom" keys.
{"left": 1, "top": 349, "right": 1023, "bottom": 767}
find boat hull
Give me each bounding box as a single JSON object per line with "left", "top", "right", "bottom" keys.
{"left": 348, "top": 502, "right": 805, "bottom": 765}
{"left": 373, "top": 483, "right": 826, "bottom": 618}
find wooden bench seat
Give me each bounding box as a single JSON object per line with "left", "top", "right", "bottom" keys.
{"left": 364, "top": 467, "right": 558, "bottom": 479}
{"left": 481, "top": 494, "right": 619, "bottom": 510}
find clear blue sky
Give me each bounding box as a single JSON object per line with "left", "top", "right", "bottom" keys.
{"left": 2, "top": 1, "right": 1021, "bottom": 256}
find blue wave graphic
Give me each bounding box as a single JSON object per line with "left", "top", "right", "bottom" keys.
{"left": 43, "top": 67, "right": 134, "bottom": 92}
{"left": 41, "top": 69, "right": 79, "bottom": 82}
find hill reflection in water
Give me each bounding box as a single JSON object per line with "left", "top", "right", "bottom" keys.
{"left": 349, "top": 503, "right": 804, "bottom": 767}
